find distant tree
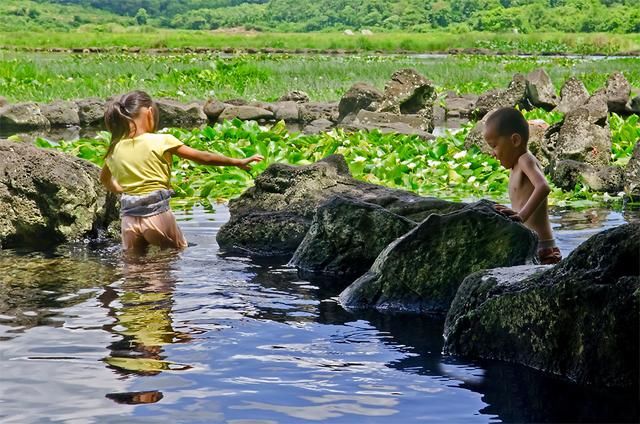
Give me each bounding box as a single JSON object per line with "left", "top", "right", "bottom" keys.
{"left": 135, "top": 8, "right": 148, "bottom": 25}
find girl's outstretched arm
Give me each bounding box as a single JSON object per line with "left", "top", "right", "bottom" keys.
{"left": 172, "top": 145, "right": 263, "bottom": 170}
{"left": 100, "top": 165, "right": 124, "bottom": 194}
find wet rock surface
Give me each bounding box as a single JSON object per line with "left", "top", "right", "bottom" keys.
{"left": 289, "top": 196, "right": 459, "bottom": 278}
{"left": 0, "top": 140, "right": 118, "bottom": 248}
{"left": 338, "top": 200, "right": 538, "bottom": 314}
{"left": 443, "top": 223, "right": 640, "bottom": 389}
{"left": 217, "top": 155, "right": 461, "bottom": 256}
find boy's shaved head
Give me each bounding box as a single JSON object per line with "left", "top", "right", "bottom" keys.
{"left": 484, "top": 107, "right": 529, "bottom": 144}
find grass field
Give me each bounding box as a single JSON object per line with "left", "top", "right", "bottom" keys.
{"left": 1, "top": 30, "right": 640, "bottom": 55}
{"left": 1, "top": 52, "right": 638, "bottom": 103}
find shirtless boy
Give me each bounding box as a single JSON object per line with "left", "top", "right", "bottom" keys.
{"left": 483, "top": 107, "right": 562, "bottom": 265}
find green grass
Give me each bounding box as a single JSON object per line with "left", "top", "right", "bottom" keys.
{"left": 1, "top": 30, "right": 639, "bottom": 55}
{"left": 1, "top": 52, "right": 638, "bottom": 103}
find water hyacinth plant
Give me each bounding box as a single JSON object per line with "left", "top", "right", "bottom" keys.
{"left": 36, "top": 112, "right": 638, "bottom": 211}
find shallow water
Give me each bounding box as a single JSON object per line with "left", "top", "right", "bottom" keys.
{"left": 0, "top": 205, "right": 638, "bottom": 423}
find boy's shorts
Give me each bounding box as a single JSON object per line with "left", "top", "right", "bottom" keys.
{"left": 121, "top": 210, "right": 187, "bottom": 250}
{"left": 538, "top": 239, "right": 562, "bottom": 265}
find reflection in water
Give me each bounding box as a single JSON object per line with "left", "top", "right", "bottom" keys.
{"left": 101, "top": 250, "right": 193, "bottom": 376}
{"left": 0, "top": 205, "right": 638, "bottom": 423}
{"left": 106, "top": 390, "right": 164, "bottom": 405}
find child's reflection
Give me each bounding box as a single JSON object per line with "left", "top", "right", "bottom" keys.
{"left": 101, "top": 249, "right": 192, "bottom": 377}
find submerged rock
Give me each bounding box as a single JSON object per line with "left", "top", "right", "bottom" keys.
{"left": 290, "top": 196, "right": 459, "bottom": 278}
{"left": 338, "top": 200, "right": 538, "bottom": 314}
{"left": 555, "top": 77, "right": 589, "bottom": 114}
{"left": 217, "top": 155, "right": 460, "bottom": 257}
{"left": 443, "top": 224, "right": 640, "bottom": 388}
{"left": 0, "top": 140, "right": 118, "bottom": 248}
{"left": 0, "top": 102, "right": 50, "bottom": 130}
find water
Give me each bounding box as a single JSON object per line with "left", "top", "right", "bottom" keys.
{"left": 0, "top": 205, "right": 638, "bottom": 423}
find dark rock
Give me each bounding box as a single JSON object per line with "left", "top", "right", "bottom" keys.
{"left": 0, "top": 102, "right": 50, "bottom": 130}
{"left": 203, "top": 99, "right": 226, "bottom": 122}
{"left": 156, "top": 99, "right": 207, "bottom": 127}
{"left": 338, "top": 200, "right": 538, "bottom": 314}
{"left": 290, "top": 196, "right": 458, "bottom": 278}
{"left": 217, "top": 155, "right": 461, "bottom": 256}
{"left": 555, "top": 77, "right": 589, "bottom": 114}
{"left": 337, "top": 82, "right": 384, "bottom": 123}
{"left": 624, "top": 142, "right": 640, "bottom": 196}
{"left": 604, "top": 71, "right": 631, "bottom": 114}
{"left": 299, "top": 102, "right": 339, "bottom": 124}
{"left": 377, "top": 68, "right": 436, "bottom": 118}
{"left": 218, "top": 105, "right": 274, "bottom": 122}
{"left": 551, "top": 160, "right": 624, "bottom": 192}
{"left": 278, "top": 90, "right": 310, "bottom": 103}
{"left": 555, "top": 107, "right": 611, "bottom": 167}
{"left": 472, "top": 74, "right": 531, "bottom": 119}
{"left": 0, "top": 140, "right": 118, "bottom": 248}
{"left": 76, "top": 98, "right": 106, "bottom": 127}
{"left": 443, "top": 224, "right": 640, "bottom": 388}
{"left": 272, "top": 101, "right": 300, "bottom": 122}
{"left": 302, "top": 118, "right": 333, "bottom": 134}
{"left": 40, "top": 100, "right": 80, "bottom": 127}
{"left": 525, "top": 68, "right": 559, "bottom": 110}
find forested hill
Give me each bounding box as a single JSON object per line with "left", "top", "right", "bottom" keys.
{"left": 10, "top": 0, "right": 640, "bottom": 33}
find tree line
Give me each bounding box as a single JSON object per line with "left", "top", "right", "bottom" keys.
{"left": 31, "top": 0, "right": 640, "bottom": 33}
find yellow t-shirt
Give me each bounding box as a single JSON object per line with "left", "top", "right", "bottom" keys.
{"left": 105, "top": 133, "right": 183, "bottom": 195}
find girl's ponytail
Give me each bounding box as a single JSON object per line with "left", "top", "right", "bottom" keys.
{"left": 104, "top": 91, "right": 157, "bottom": 158}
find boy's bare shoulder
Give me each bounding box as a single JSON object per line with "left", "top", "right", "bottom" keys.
{"left": 518, "top": 151, "right": 543, "bottom": 169}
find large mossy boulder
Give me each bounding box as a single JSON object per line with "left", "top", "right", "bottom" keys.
{"left": 443, "top": 224, "right": 640, "bottom": 388}
{"left": 0, "top": 140, "right": 118, "bottom": 248}
{"left": 338, "top": 200, "right": 538, "bottom": 314}
{"left": 217, "top": 155, "right": 461, "bottom": 257}
{"left": 290, "top": 196, "right": 425, "bottom": 278}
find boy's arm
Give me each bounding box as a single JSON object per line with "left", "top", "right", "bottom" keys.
{"left": 100, "top": 165, "right": 124, "bottom": 194}
{"left": 516, "top": 154, "right": 551, "bottom": 223}
{"left": 171, "top": 145, "right": 263, "bottom": 170}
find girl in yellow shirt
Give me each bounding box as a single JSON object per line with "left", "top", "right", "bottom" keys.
{"left": 100, "top": 90, "right": 263, "bottom": 251}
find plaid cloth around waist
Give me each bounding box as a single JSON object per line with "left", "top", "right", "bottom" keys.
{"left": 120, "top": 189, "right": 173, "bottom": 217}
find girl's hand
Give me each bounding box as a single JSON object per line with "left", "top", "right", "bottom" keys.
{"left": 238, "top": 154, "right": 264, "bottom": 171}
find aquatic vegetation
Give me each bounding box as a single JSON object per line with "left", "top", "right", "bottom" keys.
{"left": 37, "top": 112, "right": 637, "bottom": 210}
{"left": 1, "top": 52, "right": 638, "bottom": 103}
